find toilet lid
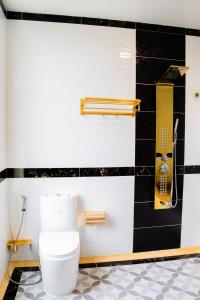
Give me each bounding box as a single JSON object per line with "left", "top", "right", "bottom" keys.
{"left": 39, "top": 231, "right": 79, "bottom": 258}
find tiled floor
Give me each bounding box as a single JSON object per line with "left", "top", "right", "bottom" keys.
{"left": 11, "top": 257, "right": 200, "bottom": 299}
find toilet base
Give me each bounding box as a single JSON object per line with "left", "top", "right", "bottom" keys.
{"left": 40, "top": 248, "right": 80, "bottom": 296}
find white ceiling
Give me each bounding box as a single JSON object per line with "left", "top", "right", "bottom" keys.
{"left": 4, "top": 0, "right": 200, "bottom": 29}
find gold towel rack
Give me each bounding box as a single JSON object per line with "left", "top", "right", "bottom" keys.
{"left": 80, "top": 97, "right": 141, "bottom": 116}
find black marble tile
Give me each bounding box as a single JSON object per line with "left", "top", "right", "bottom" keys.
{"left": 136, "top": 84, "right": 156, "bottom": 112}
{"left": 133, "top": 225, "right": 182, "bottom": 252}
{"left": 134, "top": 175, "right": 155, "bottom": 203}
{"left": 172, "top": 175, "right": 184, "bottom": 200}
{"left": 0, "top": 0, "right": 6, "bottom": 17}
{"left": 134, "top": 200, "right": 182, "bottom": 228}
{"left": 25, "top": 168, "right": 79, "bottom": 177}
{"left": 174, "top": 87, "right": 185, "bottom": 113}
{"left": 3, "top": 268, "right": 22, "bottom": 300}
{"left": 6, "top": 168, "right": 24, "bottom": 178}
{"left": 175, "top": 140, "right": 185, "bottom": 166}
{"left": 173, "top": 113, "right": 185, "bottom": 140}
{"left": 136, "top": 112, "right": 156, "bottom": 139}
{"left": 81, "top": 17, "right": 135, "bottom": 28}
{"left": 135, "top": 140, "right": 156, "bottom": 166}
{"left": 136, "top": 57, "right": 185, "bottom": 86}
{"left": 81, "top": 17, "right": 109, "bottom": 26}
{"left": 135, "top": 166, "right": 155, "bottom": 176}
{"left": 185, "top": 165, "right": 200, "bottom": 174}
{"left": 136, "top": 30, "right": 185, "bottom": 60}
{"left": 136, "top": 23, "right": 185, "bottom": 35}
{"left": 0, "top": 169, "right": 7, "bottom": 183}
{"left": 186, "top": 28, "right": 200, "bottom": 36}
{"left": 176, "top": 165, "right": 185, "bottom": 175}
{"left": 106, "top": 19, "right": 135, "bottom": 29}
{"left": 80, "top": 167, "right": 134, "bottom": 177}
{"left": 7, "top": 168, "right": 80, "bottom": 178}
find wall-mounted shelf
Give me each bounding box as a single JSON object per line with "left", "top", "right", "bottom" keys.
{"left": 80, "top": 97, "right": 141, "bottom": 116}
{"left": 85, "top": 211, "right": 106, "bottom": 226}
{"left": 7, "top": 239, "right": 32, "bottom": 252}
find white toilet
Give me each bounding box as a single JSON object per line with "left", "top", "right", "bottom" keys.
{"left": 39, "top": 194, "right": 80, "bottom": 296}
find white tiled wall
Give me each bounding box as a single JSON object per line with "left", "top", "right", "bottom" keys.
{"left": 0, "top": 7, "right": 8, "bottom": 282}
{"left": 0, "top": 181, "right": 8, "bottom": 281}
{"left": 181, "top": 175, "right": 200, "bottom": 247}
{"left": 7, "top": 21, "right": 136, "bottom": 168}
{"left": 7, "top": 21, "right": 136, "bottom": 257}
{"left": 8, "top": 176, "right": 134, "bottom": 258}
{"left": 181, "top": 35, "right": 200, "bottom": 247}
{"left": 0, "top": 9, "right": 6, "bottom": 171}
{"left": 185, "top": 35, "right": 200, "bottom": 165}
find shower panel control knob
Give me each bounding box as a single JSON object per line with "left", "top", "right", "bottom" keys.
{"left": 161, "top": 154, "right": 168, "bottom": 162}
{"left": 160, "top": 164, "right": 169, "bottom": 174}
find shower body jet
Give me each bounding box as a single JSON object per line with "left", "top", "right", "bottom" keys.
{"left": 154, "top": 65, "right": 189, "bottom": 210}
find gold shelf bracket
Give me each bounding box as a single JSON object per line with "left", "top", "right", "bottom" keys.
{"left": 80, "top": 97, "right": 141, "bottom": 116}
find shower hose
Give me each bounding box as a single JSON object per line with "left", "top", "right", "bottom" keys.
{"left": 170, "top": 118, "right": 179, "bottom": 208}
{"left": 7, "top": 196, "right": 42, "bottom": 286}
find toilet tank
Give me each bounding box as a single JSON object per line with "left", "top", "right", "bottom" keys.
{"left": 40, "top": 194, "right": 77, "bottom": 232}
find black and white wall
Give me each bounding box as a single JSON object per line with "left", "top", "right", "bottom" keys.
{"left": 0, "top": 5, "right": 8, "bottom": 282}
{"left": 0, "top": 8, "right": 200, "bottom": 261}
{"left": 134, "top": 25, "right": 185, "bottom": 252}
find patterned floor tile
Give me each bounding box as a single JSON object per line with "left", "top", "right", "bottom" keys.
{"left": 14, "top": 257, "right": 200, "bottom": 300}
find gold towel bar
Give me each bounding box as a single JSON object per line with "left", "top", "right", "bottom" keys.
{"left": 80, "top": 97, "right": 141, "bottom": 116}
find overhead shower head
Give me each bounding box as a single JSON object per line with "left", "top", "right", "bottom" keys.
{"left": 157, "top": 65, "right": 189, "bottom": 85}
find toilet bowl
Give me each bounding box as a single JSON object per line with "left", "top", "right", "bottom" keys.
{"left": 39, "top": 231, "right": 80, "bottom": 295}
{"left": 39, "top": 194, "right": 79, "bottom": 296}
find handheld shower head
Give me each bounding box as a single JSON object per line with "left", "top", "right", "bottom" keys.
{"left": 174, "top": 118, "right": 179, "bottom": 135}
{"left": 174, "top": 118, "right": 179, "bottom": 144}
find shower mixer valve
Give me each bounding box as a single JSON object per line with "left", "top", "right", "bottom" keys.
{"left": 161, "top": 154, "right": 168, "bottom": 162}
{"left": 160, "top": 163, "right": 169, "bottom": 174}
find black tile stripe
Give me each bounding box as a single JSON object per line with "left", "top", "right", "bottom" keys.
{"left": 185, "top": 165, "right": 200, "bottom": 174}
{"left": 80, "top": 167, "right": 134, "bottom": 177}
{"left": 6, "top": 11, "right": 135, "bottom": 29}
{"left": 6, "top": 167, "right": 135, "bottom": 178}
{"left": 186, "top": 28, "right": 200, "bottom": 37}
{"left": 133, "top": 225, "right": 182, "bottom": 252}
{"left": 0, "top": 166, "right": 199, "bottom": 181}
{"left": 3, "top": 9, "right": 200, "bottom": 37}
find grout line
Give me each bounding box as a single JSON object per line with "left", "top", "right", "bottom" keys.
{"left": 136, "top": 55, "right": 185, "bottom": 62}
{"left": 134, "top": 224, "right": 182, "bottom": 230}
{"left": 134, "top": 199, "right": 183, "bottom": 204}
{"left": 136, "top": 82, "right": 185, "bottom": 87}
{"left": 137, "top": 111, "right": 156, "bottom": 113}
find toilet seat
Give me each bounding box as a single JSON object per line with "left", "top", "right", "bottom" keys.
{"left": 39, "top": 231, "right": 79, "bottom": 259}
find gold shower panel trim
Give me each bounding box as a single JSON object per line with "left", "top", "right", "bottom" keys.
{"left": 80, "top": 97, "right": 141, "bottom": 116}
{"left": 154, "top": 65, "right": 189, "bottom": 210}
